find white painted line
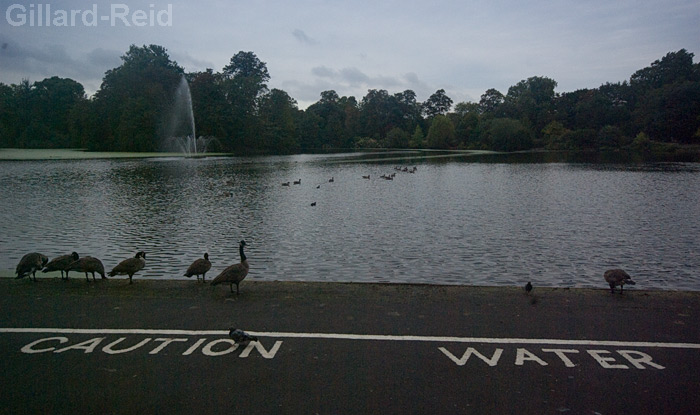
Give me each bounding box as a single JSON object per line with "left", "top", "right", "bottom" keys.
{"left": 1, "top": 328, "right": 699, "bottom": 349}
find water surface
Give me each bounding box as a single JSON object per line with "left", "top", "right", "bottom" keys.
{"left": 2, "top": 151, "right": 698, "bottom": 290}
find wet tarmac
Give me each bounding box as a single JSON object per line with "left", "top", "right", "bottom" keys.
{"left": 1, "top": 278, "right": 699, "bottom": 414}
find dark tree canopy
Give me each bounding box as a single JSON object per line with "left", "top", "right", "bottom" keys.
{"left": 1, "top": 48, "right": 698, "bottom": 156}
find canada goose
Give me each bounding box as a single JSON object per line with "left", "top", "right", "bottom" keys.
{"left": 211, "top": 241, "right": 249, "bottom": 295}
{"left": 525, "top": 281, "right": 533, "bottom": 294}
{"left": 67, "top": 256, "right": 106, "bottom": 281}
{"left": 604, "top": 269, "right": 636, "bottom": 294}
{"left": 310, "top": 202, "right": 316, "bottom": 206}
{"left": 293, "top": 179, "right": 301, "bottom": 185}
{"left": 108, "top": 251, "right": 146, "bottom": 284}
{"left": 42, "top": 252, "right": 79, "bottom": 280}
{"left": 184, "top": 253, "right": 212, "bottom": 282}
{"left": 229, "top": 328, "right": 257, "bottom": 345}
{"left": 15, "top": 252, "right": 48, "bottom": 281}
{"left": 329, "top": 177, "right": 334, "bottom": 183}
{"left": 282, "top": 182, "right": 290, "bottom": 186}
{"left": 362, "top": 175, "right": 370, "bottom": 179}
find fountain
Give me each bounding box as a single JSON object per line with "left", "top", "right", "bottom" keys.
{"left": 164, "top": 74, "right": 214, "bottom": 155}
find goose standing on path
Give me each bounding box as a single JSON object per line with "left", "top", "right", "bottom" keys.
{"left": 211, "top": 241, "right": 249, "bottom": 295}
{"left": 67, "top": 256, "right": 106, "bottom": 281}
{"left": 109, "top": 251, "right": 146, "bottom": 284}
{"left": 42, "top": 252, "right": 79, "bottom": 280}
{"left": 185, "top": 253, "right": 212, "bottom": 282}
{"left": 15, "top": 252, "right": 48, "bottom": 281}
{"left": 604, "top": 269, "right": 636, "bottom": 294}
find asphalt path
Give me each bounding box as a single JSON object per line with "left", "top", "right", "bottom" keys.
{"left": 1, "top": 278, "right": 699, "bottom": 414}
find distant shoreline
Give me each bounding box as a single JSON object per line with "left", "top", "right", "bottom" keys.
{"left": 1, "top": 147, "right": 699, "bottom": 162}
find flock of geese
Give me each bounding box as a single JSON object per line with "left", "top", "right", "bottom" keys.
{"left": 14, "top": 240, "right": 251, "bottom": 295}
{"left": 281, "top": 166, "right": 419, "bottom": 206}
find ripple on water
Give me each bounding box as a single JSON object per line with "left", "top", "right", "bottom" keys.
{"left": 1, "top": 156, "right": 699, "bottom": 290}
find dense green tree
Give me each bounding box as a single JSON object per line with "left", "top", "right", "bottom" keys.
{"left": 631, "top": 49, "right": 697, "bottom": 91}
{"left": 484, "top": 118, "right": 533, "bottom": 152}
{"left": 505, "top": 76, "right": 557, "bottom": 133}
{"left": 91, "top": 44, "right": 184, "bottom": 151}
{"left": 409, "top": 125, "right": 425, "bottom": 148}
{"left": 1, "top": 47, "right": 698, "bottom": 156}
{"left": 422, "top": 89, "right": 453, "bottom": 118}
{"left": 220, "top": 51, "right": 270, "bottom": 152}
{"left": 259, "top": 88, "right": 300, "bottom": 153}
{"left": 479, "top": 88, "right": 505, "bottom": 116}
{"left": 633, "top": 81, "right": 700, "bottom": 143}
{"left": 426, "top": 115, "right": 455, "bottom": 149}
{"left": 188, "top": 69, "right": 229, "bottom": 140}
{"left": 359, "top": 89, "right": 394, "bottom": 138}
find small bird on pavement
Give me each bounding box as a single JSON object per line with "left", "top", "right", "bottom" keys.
{"left": 229, "top": 328, "right": 258, "bottom": 345}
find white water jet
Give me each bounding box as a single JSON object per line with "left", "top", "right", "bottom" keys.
{"left": 164, "top": 74, "right": 209, "bottom": 155}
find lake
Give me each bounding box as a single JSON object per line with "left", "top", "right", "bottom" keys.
{"left": 1, "top": 150, "right": 699, "bottom": 290}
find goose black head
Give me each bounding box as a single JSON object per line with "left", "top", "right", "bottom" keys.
{"left": 71, "top": 252, "right": 79, "bottom": 261}
{"left": 240, "top": 240, "right": 246, "bottom": 247}
{"left": 135, "top": 251, "right": 146, "bottom": 259}
{"left": 204, "top": 253, "right": 209, "bottom": 260}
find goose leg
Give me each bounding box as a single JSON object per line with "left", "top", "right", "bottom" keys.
{"left": 85, "top": 272, "right": 90, "bottom": 282}
{"left": 129, "top": 275, "right": 133, "bottom": 284}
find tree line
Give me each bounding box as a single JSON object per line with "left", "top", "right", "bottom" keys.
{"left": 1, "top": 45, "right": 698, "bottom": 157}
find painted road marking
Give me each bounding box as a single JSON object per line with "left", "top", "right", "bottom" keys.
{"left": 1, "top": 327, "right": 699, "bottom": 349}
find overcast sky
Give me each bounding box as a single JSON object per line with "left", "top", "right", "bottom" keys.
{"left": 1, "top": 0, "right": 698, "bottom": 108}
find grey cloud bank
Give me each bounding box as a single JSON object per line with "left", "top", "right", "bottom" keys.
{"left": 1, "top": 0, "right": 698, "bottom": 108}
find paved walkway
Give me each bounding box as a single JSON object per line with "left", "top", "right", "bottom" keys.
{"left": 1, "top": 278, "right": 699, "bottom": 414}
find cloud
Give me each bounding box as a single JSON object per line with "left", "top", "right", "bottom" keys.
{"left": 86, "top": 48, "right": 122, "bottom": 68}
{"left": 311, "top": 66, "right": 335, "bottom": 78}
{"left": 292, "top": 29, "right": 317, "bottom": 45}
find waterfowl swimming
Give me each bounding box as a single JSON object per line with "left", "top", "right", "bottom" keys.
{"left": 604, "top": 269, "right": 636, "bottom": 294}
{"left": 67, "top": 256, "right": 106, "bottom": 281}
{"left": 362, "top": 175, "right": 370, "bottom": 179}
{"left": 15, "top": 252, "right": 48, "bottom": 281}
{"left": 184, "top": 253, "right": 212, "bottom": 282}
{"left": 310, "top": 202, "right": 316, "bottom": 206}
{"left": 282, "top": 182, "right": 290, "bottom": 186}
{"left": 42, "top": 252, "right": 79, "bottom": 280}
{"left": 229, "top": 328, "right": 257, "bottom": 345}
{"left": 293, "top": 179, "right": 301, "bottom": 185}
{"left": 108, "top": 251, "right": 146, "bottom": 284}
{"left": 211, "top": 241, "right": 249, "bottom": 295}
{"left": 329, "top": 177, "right": 334, "bottom": 183}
